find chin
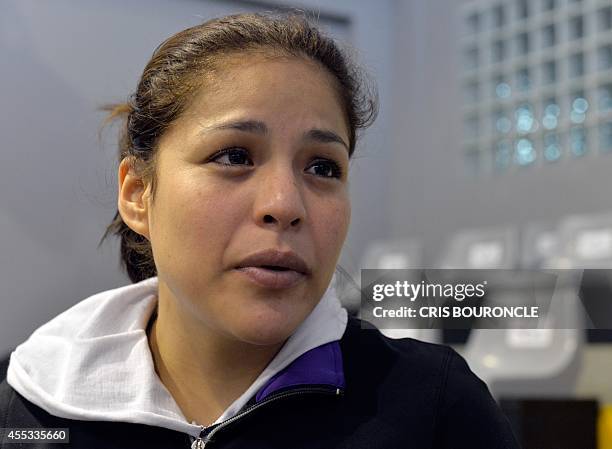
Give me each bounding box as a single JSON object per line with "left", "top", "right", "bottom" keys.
{"left": 218, "top": 290, "right": 315, "bottom": 346}
{"left": 229, "top": 312, "right": 303, "bottom": 346}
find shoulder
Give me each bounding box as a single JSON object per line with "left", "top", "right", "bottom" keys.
{"left": 0, "top": 381, "right": 187, "bottom": 448}
{"left": 341, "top": 317, "right": 493, "bottom": 387}
{"left": 0, "top": 369, "right": 68, "bottom": 432}
{"left": 341, "top": 318, "right": 520, "bottom": 448}
{"left": 340, "top": 317, "right": 459, "bottom": 419}
{"left": 0, "top": 377, "right": 45, "bottom": 430}
{"left": 430, "top": 348, "right": 521, "bottom": 448}
{"left": 341, "top": 316, "right": 456, "bottom": 379}
{"left": 0, "top": 378, "right": 17, "bottom": 442}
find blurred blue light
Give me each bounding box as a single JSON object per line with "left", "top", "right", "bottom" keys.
{"left": 515, "top": 105, "right": 534, "bottom": 133}
{"left": 544, "top": 144, "right": 561, "bottom": 161}
{"left": 515, "top": 138, "right": 536, "bottom": 165}
{"left": 496, "top": 117, "right": 512, "bottom": 133}
{"left": 544, "top": 133, "right": 561, "bottom": 161}
{"left": 570, "top": 110, "right": 586, "bottom": 124}
{"left": 544, "top": 103, "right": 560, "bottom": 116}
{"left": 572, "top": 97, "right": 589, "bottom": 113}
{"left": 542, "top": 115, "right": 558, "bottom": 130}
{"left": 496, "top": 82, "right": 511, "bottom": 98}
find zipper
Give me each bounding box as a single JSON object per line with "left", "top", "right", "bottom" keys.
{"left": 191, "top": 426, "right": 206, "bottom": 449}
{"left": 188, "top": 385, "right": 343, "bottom": 448}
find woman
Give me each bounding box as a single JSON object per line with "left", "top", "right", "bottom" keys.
{"left": 0, "top": 13, "right": 520, "bottom": 449}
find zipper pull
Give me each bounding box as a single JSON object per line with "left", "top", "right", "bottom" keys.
{"left": 191, "top": 425, "right": 206, "bottom": 449}
{"left": 191, "top": 439, "right": 204, "bottom": 449}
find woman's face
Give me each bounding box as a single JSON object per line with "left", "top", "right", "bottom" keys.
{"left": 143, "top": 54, "right": 351, "bottom": 346}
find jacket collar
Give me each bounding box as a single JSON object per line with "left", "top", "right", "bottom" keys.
{"left": 7, "top": 275, "right": 348, "bottom": 437}
{"left": 255, "top": 340, "right": 345, "bottom": 402}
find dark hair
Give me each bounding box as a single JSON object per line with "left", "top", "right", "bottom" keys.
{"left": 100, "top": 12, "right": 378, "bottom": 283}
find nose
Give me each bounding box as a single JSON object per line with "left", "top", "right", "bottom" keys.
{"left": 253, "top": 164, "right": 306, "bottom": 231}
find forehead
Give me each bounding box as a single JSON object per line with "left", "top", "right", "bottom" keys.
{"left": 178, "top": 53, "right": 349, "bottom": 137}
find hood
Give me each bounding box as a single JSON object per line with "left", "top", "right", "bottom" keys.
{"left": 7, "top": 275, "right": 347, "bottom": 437}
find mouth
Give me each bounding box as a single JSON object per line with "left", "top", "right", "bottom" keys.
{"left": 257, "top": 265, "right": 292, "bottom": 271}
{"left": 234, "top": 250, "right": 311, "bottom": 289}
{"left": 234, "top": 266, "right": 306, "bottom": 289}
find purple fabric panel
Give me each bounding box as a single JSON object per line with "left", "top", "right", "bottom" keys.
{"left": 255, "top": 341, "right": 345, "bottom": 402}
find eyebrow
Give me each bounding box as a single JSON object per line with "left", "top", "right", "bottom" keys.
{"left": 304, "top": 129, "right": 349, "bottom": 151}
{"left": 204, "top": 120, "right": 267, "bottom": 134}
{"left": 200, "top": 119, "right": 349, "bottom": 152}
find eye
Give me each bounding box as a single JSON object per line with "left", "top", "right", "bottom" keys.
{"left": 305, "top": 159, "right": 344, "bottom": 179}
{"left": 209, "top": 147, "right": 253, "bottom": 167}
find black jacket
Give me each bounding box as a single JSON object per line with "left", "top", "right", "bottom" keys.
{"left": 0, "top": 317, "right": 520, "bottom": 448}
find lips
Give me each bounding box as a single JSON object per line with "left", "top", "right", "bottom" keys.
{"left": 235, "top": 249, "right": 310, "bottom": 275}
{"left": 234, "top": 249, "right": 310, "bottom": 289}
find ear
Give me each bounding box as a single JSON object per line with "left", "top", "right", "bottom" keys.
{"left": 117, "top": 157, "right": 151, "bottom": 239}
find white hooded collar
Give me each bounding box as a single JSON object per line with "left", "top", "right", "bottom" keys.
{"left": 7, "top": 275, "right": 347, "bottom": 437}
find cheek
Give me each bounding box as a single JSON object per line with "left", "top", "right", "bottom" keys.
{"left": 312, "top": 196, "right": 350, "bottom": 260}
{"left": 151, "top": 178, "right": 245, "bottom": 264}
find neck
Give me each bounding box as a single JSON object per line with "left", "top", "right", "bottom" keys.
{"left": 147, "top": 281, "right": 285, "bottom": 427}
